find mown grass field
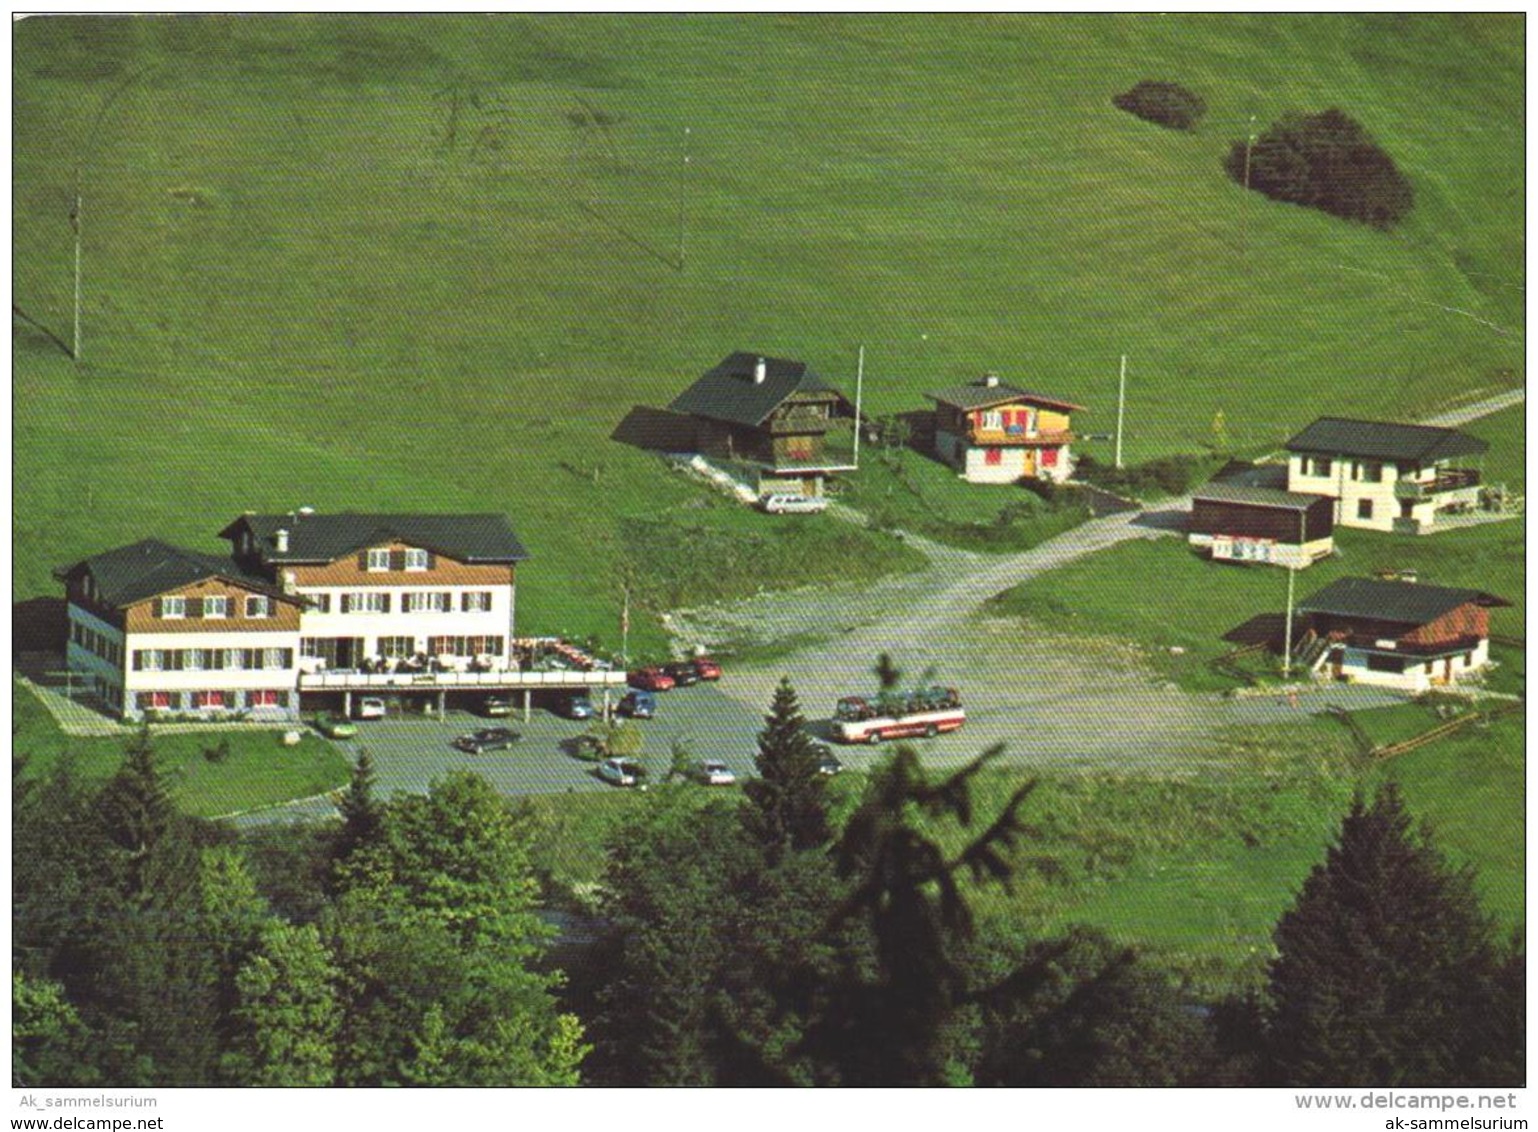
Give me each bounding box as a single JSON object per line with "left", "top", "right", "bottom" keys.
{"left": 13, "top": 680, "right": 352, "bottom": 817}
{"left": 13, "top": 15, "right": 1523, "bottom": 649}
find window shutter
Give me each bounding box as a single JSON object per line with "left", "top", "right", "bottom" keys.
{"left": 357, "top": 550, "right": 369, "bottom": 571}
{"left": 188, "top": 597, "right": 203, "bottom": 619}
{"left": 132, "top": 651, "right": 143, "bottom": 671}
{"left": 391, "top": 549, "right": 406, "bottom": 571}
{"left": 426, "top": 552, "right": 437, "bottom": 570}
{"left": 152, "top": 598, "right": 163, "bottom": 618}
{"left": 382, "top": 593, "right": 392, "bottom": 613}
{"left": 281, "top": 649, "right": 294, "bottom": 668}
{"left": 340, "top": 594, "right": 351, "bottom": 614}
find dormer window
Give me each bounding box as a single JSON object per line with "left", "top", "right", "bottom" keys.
{"left": 404, "top": 548, "right": 430, "bottom": 571}
{"left": 366, "top": 548, "right": 391, "bottom": 572}
{"left": 160, "top": 596, "right": 186, "bottom": 619}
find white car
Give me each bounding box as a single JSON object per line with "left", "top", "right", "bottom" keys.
{"left": 690, "top": 760, "right": 737, "bottom": 786}
{"left": 598, "top": 757, "right": 647, "bottom": 787}
{"left": 760, "top": 493, "right": 828, "bottom": 514}
{"left": 354, "top": 697, "right": 387, "bottom": 720}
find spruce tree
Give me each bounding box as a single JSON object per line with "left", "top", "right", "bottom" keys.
{"left": 743, "top": 677, "right": 830, "bottom": 859}
{"left": 1266, "top": 783, "right": 1516, "bottom": 1085}
{"left": 334, "top": 748, "right": 382, "bottom": 865}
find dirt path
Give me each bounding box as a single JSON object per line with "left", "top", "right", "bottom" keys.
{"left": 1421, "top": 387, "right": 1524, "bottom": 428}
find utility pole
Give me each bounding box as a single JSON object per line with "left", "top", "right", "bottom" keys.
{"left": 677, "top": 126, "right": 690, "bottom": 271}
{"left": 71, "top": 192, "right": 82, "bottom": 361}
{"left": 1114, "top": 354, "right": 1128, "bottom": 469}
{"left": 1241, "top": 114, "right": 1257, "bottom": 270}
{"left": 852, "top": 344, "right": 865, "bottom": 469}
{"left": 1282, "top": 564, "right": 1296, "bottom": 677}
{"left": 620, "top": 587, "right": 631, "bottom": 668}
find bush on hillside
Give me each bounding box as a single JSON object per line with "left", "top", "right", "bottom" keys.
{"left": 1075, "top": 452, "right": 1216, "bottom": 498}
{"left": 1225, "top": 108, "right": 1413, "bottom": 230}
{"left": 1112, "top": 81, "right": 1207, "bottom": 131}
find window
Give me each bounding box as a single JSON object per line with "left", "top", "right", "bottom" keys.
{"left": 342, "top": 592, "right": 389, "bottom": 614}
{"left": 1309, "top": 457, "right": 1333, "bottom": 477}
{"left": 245, "top": 595, "right": 273, "bottom": 619}
{"left": 366, "top": 548, "right": 391, "bottom": 572}
{"left": 1357, "top": 499, "right": 1374, "bottom": 521}
{"left": 185, "top": 649, "right": 206, "bottom": 671}
{"left": 376, "top": 635, "right": 416, "bottom": 659}
{"left": 428, "top": 635, "right": 504, "bottom": 658}
{"left": 1366, "top": 653, "right": 1405, "bottom": 673}
{"left": 1463, "top": 651, "right": 1474, "bottom": 666}
{"left": 307, "top": 593, "right": 331, "bottom": 614}
{"left": 405, "top": 548, "right": 430, "bottom": 571}
{"left": 137, "top": 691, "right": 173, "bottom": 711}
{"left": 160, "top": 596, "right": 186, "bottom": 619}
{"left": 263, "top": 648, "right": 294, "bottom": 670}
{"left": 984, "top": 448, "right": 1003, "bottom": 467}
{"left": 405, "top": 591, "right": 451, "bottom": 613}
{"left": 462, "top": 591, "right": 492, "bottom": 613}
{"left": 1358, "top": 461, "right": 1382, "bottom": 483}
{"left": 135, "top": 649, "right": 164, "bottom": 672}
{"left": 223, "top": 648, "right": 244, "bottom": 670}
{"left": 981, "top": 410, "right": 1003, "bottom": 431}
{"left": 203, "top": 595, "right": 228, "bottom": 619}
{"left": 192, "top": 690, "right": 226, "bottom": 709}
{"left": 248, "top": 689, "right": 284, "bottom": 708}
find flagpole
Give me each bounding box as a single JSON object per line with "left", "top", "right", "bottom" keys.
{"left": 852, "top": 344, "right": 865, "bottom": 469}
{"left": 72, "top": 193, "right": 82, "bottom": 361}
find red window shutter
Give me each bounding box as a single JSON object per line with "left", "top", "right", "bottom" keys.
{"left": 1042, "top": 447, "right": 1059, "bottom": 467}
{"left": 985, "top": 448, "right": 1003, "bottom": 466}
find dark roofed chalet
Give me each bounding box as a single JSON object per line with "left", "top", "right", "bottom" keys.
{"left": 1298, "top": 577, "right": 1508, "bottom": 626}
{"left": 54, "top": 538, "right": 294, "bottom": 609}
{"left": 219, "top": 511, "right": 530, "bottom": 570}
{"left": 1285, "top": 418, "right": 1488, "bottom": 464}
{"left": 667, "top": 353, "right": 856, "bottom": 489}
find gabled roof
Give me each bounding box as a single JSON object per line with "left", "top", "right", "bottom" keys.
{"left": 1298, "top": 577, "right": 1509, "bottom": 626}
{"left": 55, "top": 539, "right": 288, "bottom": 608}
{"left": 667, "top": 352, "right": 848, "bottom": 428}
{"left": 925, "top": 378, "right": 1084, "bottom": 414}
{"left": 1208, "top": 459, "right": 1290, "bottom": 490}
{"left": 1285, "top": 417, "right": 1488, "bottom": 463}
{"left": 1193, "top": 483, "right": 1325, "bottom": 512}
{"left": 220, "top": 512, "right": 530, "bottom": 566}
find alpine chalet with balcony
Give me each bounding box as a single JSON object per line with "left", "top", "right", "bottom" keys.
{"left": 1284, "top": 417, "right": 1488, "bottom": 534}
{"left": 668, "top": 352, "right": 856, "bottom": 498}
{"left": 926, "top": 374, "right": 1083, "bottom": 484}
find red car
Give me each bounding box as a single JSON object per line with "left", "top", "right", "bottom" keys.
{"left": 691, "top": 657, "right": 723, "bottom": 680}
{"left": 627, "top": 666, "right": 676, "bottom": 692}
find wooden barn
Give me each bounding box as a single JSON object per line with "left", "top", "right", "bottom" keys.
{"left": 1188, "top": 483, "right": 1335, "bottom": 568}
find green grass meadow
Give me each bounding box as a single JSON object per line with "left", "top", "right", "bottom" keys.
{"left": 13, "top": 14, "right": 1523, "bottom": 648}
{"left": 13, "top": 680, "right": 351, "bottom": 818}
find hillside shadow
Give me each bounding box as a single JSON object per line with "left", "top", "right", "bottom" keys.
{"left": 577, "top": 201, "right": 680, "bottom": 272}
{"left": 14, "top": 597, "right": 66, "bottom": 658}
{"left": 12, "top": 306, "right": 73, "bottom": 359}
{"left": 1223, "top": 613, "right": 1287, "bottom": 650}
{"left": 1131, "top": 507, "right": 1189, "bottom": 532}
{"left": 611, "top": 405, "right": 698, "bottom": 453}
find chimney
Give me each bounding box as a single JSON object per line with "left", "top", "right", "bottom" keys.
{"left": 297, "top": 505, "right": 315, "bottom": 519}
{"left": 274, "top": 528, "right": 290, "bottom": 554}
{"left": 753, "top": 357, "right": 767, "bottom": 384}
{"left": 982, "top": 372, "right": 1000, "bottom": 388}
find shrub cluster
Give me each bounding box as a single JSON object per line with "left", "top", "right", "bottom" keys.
{"left": 1075, "top": 452, "right": 1215, "bottom": 497}
{"left": 1112, "top": 80, "right": 1207, "bottom": 131}
{"left": 1225, "top": 108, "right": 1413, "bottom": 229}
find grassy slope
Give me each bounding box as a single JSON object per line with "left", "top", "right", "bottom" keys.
{"left": 13, "top": 14, "right": 1524, "bottom": 649}
{"left": 13, "top": 680, "right": 351, "bottom": 817}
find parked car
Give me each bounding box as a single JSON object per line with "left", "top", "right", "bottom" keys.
{"left": 691, "top": 656, "right": 723, "bottom": 681}
{"left": 627, "top": 667, "right": 676, "bottom": 692}
{"left": 689, "top": 760, "right": 737, "bottom": 786}
{"left": 760, "top": 493, "right": 828, "bottom": 514}
{"left": 452, "top": 727, "right": 521, "bottom": 754}
{"left": 312, "top": 715, "right": 358, "bottom": 740}
{"left": 617, "top": 689, "right": 657, "bottom": 719}
{"left": 598, "top": 757, "right": 647, "bottom": 787}
{"left": 662, "top": 662, "right": 701, "bottom": 687}
{"left": 552, "top": 692, "right": 595, "bottom": 720}
{"left": 813, "top": 743, "right": 843, "bottom": 776}
{"left": 354, "top": 697, "right": 387, "bottom": 720}
{"left": 479, "top": 695, "right": 513, "bottom": 718}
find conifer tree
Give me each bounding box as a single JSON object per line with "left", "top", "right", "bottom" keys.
{"left": 1266, "top": 783, "right": 1518, "bottom": 1085}
{"left": 743, "top": 677, "right": 830, "bottom": 859}
{"left": 334, "top": 748, "right": 383, "bottom": 865}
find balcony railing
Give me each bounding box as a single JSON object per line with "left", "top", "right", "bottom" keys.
{"left": 1394, "top": 468, "right": 1480, "bottom": 500}
{"left": 299, "top": 668, "right": 629, "bottom": 690}
{"left": 967, "top": 428, "right": 1075, "bottom": 447}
